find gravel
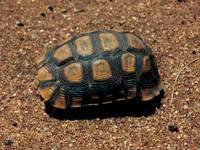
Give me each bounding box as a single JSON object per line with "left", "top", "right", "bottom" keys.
{"left": 0, "top": 0, "right": 200, "bottom": 149}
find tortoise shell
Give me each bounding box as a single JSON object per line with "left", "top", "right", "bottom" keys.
{"left": 35, "top": 30, "right": 162, "bottom": 109}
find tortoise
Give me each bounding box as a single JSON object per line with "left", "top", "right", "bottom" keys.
{"left": 35, "top": 30, "right": 163, "bottom": 110}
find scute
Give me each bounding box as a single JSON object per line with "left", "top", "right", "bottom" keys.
{"left": 64, "top": 62, "right": 83, "bottom": 82}
{"left": 99, "top": 33, "right": 119, "bottom": 51}
{"left": 127, "top": 86, "right": 137, "bottom": 99}
{"left": 126, "top": 33, "right": 145, "bottom": 49}
{"left": 53, "top": 94, "right": 67, "bottom": 109}
{"left": 71, "top": 97, "right": 82, "bottom": 108}
{"left": 121, "top": 53, "right": 136, "bottom": 73}
{"left": 39, "top": 85, "right": 56, "bottom": 102}
{"left": 142, "top": 56, "right": 151, "bottom": 72}
{"left": 141, "top": 80, "right": 163, "bottom": 101}
{"left": 92, "top": 59, "right": 112, "bottom": 80}
{"left": 53, "top": 44, "right": 71, "bottom": 61}
{"left": 37, "top": 67, "right": 53, "bottom": 81}
{"left": 103, "top": 94, "right": 113, "bottom": 104}
{"left": 75, "top": 35, "right": 93, "bottom": 56}
{"left": 34, "top": 55, "right": 45, "bottom": 66}
{"left": 34, "top": 49, "right": 48, "bottom": 67}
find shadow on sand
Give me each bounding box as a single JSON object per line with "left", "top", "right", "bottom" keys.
{"left": 45, "top": 90, "right": 165, "bottom": 120}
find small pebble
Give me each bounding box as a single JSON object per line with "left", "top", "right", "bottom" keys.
{"left": 181, "top": 20, "right": 185, "bottom": 25}
{"left": 177, "top": 134, "right": 183, "bottom": 139}
{"left": 12, "top": 93, "right": 16, "bottom": 97}
{"left": 12, "top": 122, "right": 18, "bottom": 127}
{"left": 183, "top": 104, "right": 189, "bottom": 109}
{"left": 60, "top": 9, "right": 67, "bottom": 14}
{"left": 175, "top": 91, "right": 179, "bottom": 96}
{"left": 48, "top": 5, "right": 53, "bottom": 12}
{"left": 177, "top": 0, "right": 186, "bottom": 2}
{"left": 19, "top": 37, "right": 25, "bottom": 41}
{"left": 3, "top": 139, "right": 14, "bottom": 146}
{"left": 168, "top": 122, "right": 179, "bottom": 132}
{"left": 192, "top": 50, "right": 196, "bottom": 55}
{"left": 16, "top": 21, "right": 24, "bottom": 27}
{"left": 40, "top": 12, "right": 46, "bottom": 17}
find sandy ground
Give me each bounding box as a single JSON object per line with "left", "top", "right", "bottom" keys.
{"left": 0, "top": 0, "right": 200, "bottom": 149}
